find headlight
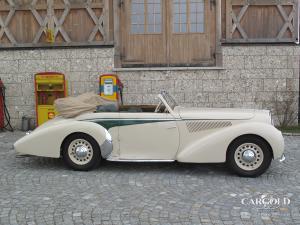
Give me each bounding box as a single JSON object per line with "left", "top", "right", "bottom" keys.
{"left": 104, "top": 129, "right": 112, "bottom": 142}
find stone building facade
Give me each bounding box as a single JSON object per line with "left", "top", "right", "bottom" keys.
{"left": 0, "top": 45, "right": 299, "bottom": 128}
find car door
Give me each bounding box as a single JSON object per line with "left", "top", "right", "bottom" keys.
{"left": 118, "top": 112, "right": 179, "bottom": 160}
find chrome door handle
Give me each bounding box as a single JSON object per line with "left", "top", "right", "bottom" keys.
{"left": 167, "top": 126, "right": 177, "bottom": 129}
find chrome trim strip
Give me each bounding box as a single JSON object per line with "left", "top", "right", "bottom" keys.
{"left": 106, "top": 156, "right": 175, "bottom": 163}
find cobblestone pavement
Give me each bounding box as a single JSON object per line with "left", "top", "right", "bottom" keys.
{"left": 0, "top": 131, "right": 300, "bottom": 225}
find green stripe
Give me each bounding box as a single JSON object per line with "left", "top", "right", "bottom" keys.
{"left": 86, "top": 119, "right": 175, "bottom": 130}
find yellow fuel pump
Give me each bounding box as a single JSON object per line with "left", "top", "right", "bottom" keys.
{"left": 99, "top": 74, "right": 123, "bottom": 105}
{"left": 35, "top": 72, "right": 67, "bottom": 126}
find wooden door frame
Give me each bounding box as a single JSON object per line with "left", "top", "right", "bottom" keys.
{"left": 114, "top": 0, "right": 222, "bottom": 68}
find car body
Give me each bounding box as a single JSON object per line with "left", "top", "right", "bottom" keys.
{"left": 14, "top": 92, "right": 285, "bottom": 176}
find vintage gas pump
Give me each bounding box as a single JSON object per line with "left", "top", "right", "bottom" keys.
{"left": 99, "top": 74, "right": 123, "bottom": 105}
{"left": 35, "top": 72, "right": 67, "bottom": 126}
{"left": 0, "top": 78, "right": 13, "bottom": 131}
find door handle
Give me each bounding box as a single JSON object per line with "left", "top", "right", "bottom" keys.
{"left": 167, "top": 126, "right": 177, "bottom": 129}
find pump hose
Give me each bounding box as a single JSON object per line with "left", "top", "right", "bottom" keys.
{"left": 1, "top": 86, "right": 13, "bottom": 132}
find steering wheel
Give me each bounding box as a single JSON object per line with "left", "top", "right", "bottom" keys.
{"left": 154, "top": 101, "right": 163, "bottom": 113}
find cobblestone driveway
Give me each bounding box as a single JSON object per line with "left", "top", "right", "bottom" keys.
{"left": 0, "top": 131, "right": 299, "bottom": 225}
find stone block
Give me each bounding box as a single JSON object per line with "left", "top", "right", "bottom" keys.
{"left": 222, "top": 80, "right": 244, "bottom": 92}
{"left": 272, "top": 69, "right": 294, "bottom": 79}
{"left": 264, "top": 79, "right": 286, "bottom": 91}
{"left": 0, "top": 60, "right": 18, "bottom": 73}
{"left": 223, "top": 55, "right": 244, "bottom": 69}
{"left": 174, "top": 79, "right": 200, "bottom": 92}
{"left": 286, "top": 78, "right": 299, "bottom": 92}
{"left": 68, "top": 49, "right": 91, "bottom": 59}
{"left": 246, "top": 46, "right": 267, "bottom": 56}
{"left": 70, "top": 58, "right": 98, "bottom": 72}
{"left": 168, "top": 71, "right": 198, "bottom": 80}
{"left": 240, "top": 69, "right": 272, "bottom": 79}
{"left": 0, "top": 51, "right": 15, "bottom": 60}
{"left": 201, "top": 70, "right": 219, "bottom": 79}
{"left": 5, "top": 83, "right": 22, "bottom": 97}
{"left": 97, "top": 58, "right": 114, "bottom": 71}
{"left": 203, "top": 80, "right": 222, "bottom": 92}
{"left": 124, "top": 80, "right": 152, "bottom": 93}
{"left": 244, "top": 56, "right": 262, "bottom": 69}
{"left": 13, "top": 50, "right": 42, "bottom": 60}
{"left": 254, "top": 92, "right": 276, "bottom": 102}
{"left": 219, "top": 69, "right": 240, "bottom": 80}
{"left": 261, "top": 56, "right": 288, "bottom": 69}
{"left": 267, "top": 46, "right": 294, "bottom": 56}
{"left": 91, "top": 48, "right": 114, "bottom": 58}
{"left": 228, "top": 92, "right": 245, "bottom": 102}
{"left": 21, "top": 83, "right": 35, "bottom": 97}
{"left": 222, "top": 46, "right": 248, "bottom": 56}
{"left": 287, "top": 55, "right": 300, "bottom": 69}
{"left": 243, "top": 79, "right": 264, "bottom": 92}
{"left": 18, "top": 60, "right": 46, "bottom": 73}
{"left": 185, "top": 92, "right": 209, "bottom": 103}
{"left": 209, "top": 92, "right": 228, "bottom": 103}
{"left": 40, "top": 49, "right": 69, "bottom": 59}
{"left": 151, "top": 80, "right": 175, "bottom": 93}
{"left": 45, "top": 59, "right": 71, "bottom": 72}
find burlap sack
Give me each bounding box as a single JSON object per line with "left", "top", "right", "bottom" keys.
{"left": 54, "top": 92, "right": 118, "bottom": 118}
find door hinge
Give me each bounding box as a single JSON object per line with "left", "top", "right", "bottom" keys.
{"left": 119, "top": 0, "right": 124, "bottom": 8}
{"left": 210, "top": 0, "right": 216, "bottom": 10}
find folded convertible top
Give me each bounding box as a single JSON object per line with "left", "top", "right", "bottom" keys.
{"left": 54, "top": 92, "right": 118, "bottom": 118}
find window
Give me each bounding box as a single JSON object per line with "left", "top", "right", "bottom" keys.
{"left": 173, "top": 0, "right": 187, "bottom": 33}
{"left": 131, "top": 0, "right": 145, "bottom": 33}
{"left": 173, "top": 0, "right": 204, "bottom": 33}
{"left": 190, "top": 0, "right": 204, "bottom": 32}
{"left": 131, "top": 0, "right": 162, "bottom": 34}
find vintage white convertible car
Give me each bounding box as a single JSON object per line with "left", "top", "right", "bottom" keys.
{"left": 14, "top": 92, "right": 285, "bottom": 177}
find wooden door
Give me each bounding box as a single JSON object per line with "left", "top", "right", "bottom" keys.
{"left": 120, "top": 0, "right": 168, "bottom": 67}
{"left": 119, "top": 0, "right": 216, "bottom": 67}
{"left": 168, "top": 0, "right": 216, "bottom": 66}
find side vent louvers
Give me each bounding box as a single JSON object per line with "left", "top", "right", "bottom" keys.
{"left": 186, "top": 121, "right": 232, "bottom": 133}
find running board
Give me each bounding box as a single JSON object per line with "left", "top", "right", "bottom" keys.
{"left": 106, "top": 156, "right": 175, "bottom": 163}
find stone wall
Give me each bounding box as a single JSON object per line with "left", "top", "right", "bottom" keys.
{"left": 0, "top": 48, "right": 114, "bottom": 128}
{"left": 0, "top": 45, "right": 299, "bottom": 129}
{"left": 117, "top": 45, "right": 299, "bottom": 125}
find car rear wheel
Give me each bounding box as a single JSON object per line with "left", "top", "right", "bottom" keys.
{"left": 62, "top": 133, "right": 101, "bottom": 171}
{"left": 227, "top": 135, "right": 272, "bottom": 177}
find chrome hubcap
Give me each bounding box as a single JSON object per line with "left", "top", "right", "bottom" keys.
{"left": 242, "top": 150, "right": 256, "bottom": 163}
{"left": 75, "top": 145, "right": 88, "bottom": 158}
{"left": 68, "top": 139, "right": 93, "bottom": 165}
{"left": 234, "top": 143, "right": 264, "bottom": 171}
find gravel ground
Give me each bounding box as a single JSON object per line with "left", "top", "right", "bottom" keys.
{"left": 0, "top": 131, "right": 299, "bottom": 225}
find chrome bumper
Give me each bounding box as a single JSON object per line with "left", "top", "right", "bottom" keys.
{"left": 279, "top": 154, "right": 285, "bottom": 162}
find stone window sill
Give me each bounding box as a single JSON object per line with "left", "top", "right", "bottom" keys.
{"left": 113, "top": 67, "right": 224, "bottom": 72}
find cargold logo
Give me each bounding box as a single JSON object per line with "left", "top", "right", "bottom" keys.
{"left": 241, "top": 193, "right": 291, "bottom": 210}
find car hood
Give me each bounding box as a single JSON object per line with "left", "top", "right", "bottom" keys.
{"left": 177, "top": 107, "right": 256, "bottom": 120}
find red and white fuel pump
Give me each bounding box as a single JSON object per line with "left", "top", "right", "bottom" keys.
{"left": 0, "top": 78, "right": 13, "bottom": 131}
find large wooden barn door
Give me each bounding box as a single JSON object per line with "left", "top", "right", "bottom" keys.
{"left": 168, "top": 0, "right": 216, "bottom": 66}
{"left": 119, "top": 0, "right": 216, "bottom": 67}
{"left": 120, "top": 0, "right": 168, "bottom": 66}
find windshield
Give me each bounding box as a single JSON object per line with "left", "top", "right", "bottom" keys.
{"left": 161, "top": 91, "right": 178, "bottom": 110}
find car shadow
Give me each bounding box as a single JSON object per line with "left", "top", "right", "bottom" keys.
{"left": 16, "top": 155, "right": 233, "bottom": 176}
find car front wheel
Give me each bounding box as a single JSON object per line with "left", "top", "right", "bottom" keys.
{"left": 62, "top": 133, "right": 101, "bottom": 171}
{"left": 227, "top": 135, "right": 272, "bottom": 177}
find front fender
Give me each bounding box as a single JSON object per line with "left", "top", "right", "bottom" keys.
{"left": 14, "top": 119, "right": 108, "bottom": 158}
{"left": 176, "top": 122, "right": 284, "bottom": 163}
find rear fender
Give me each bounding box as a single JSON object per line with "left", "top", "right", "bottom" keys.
{"left": 14, "top": 120, "right": 108, "bottom": 158}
